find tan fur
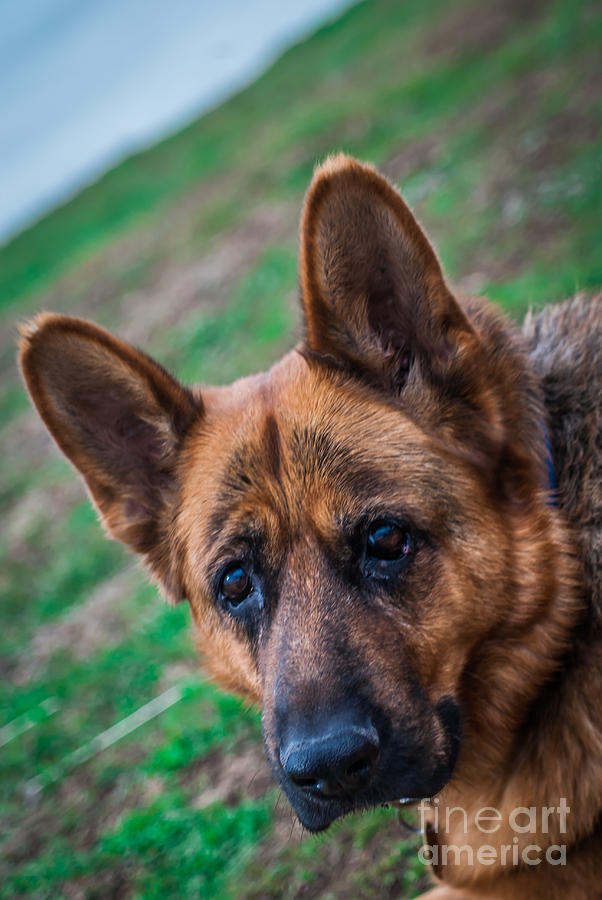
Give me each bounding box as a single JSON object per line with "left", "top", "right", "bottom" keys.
{"left": 19, "top": 156, "right": 601, "bottom": 898}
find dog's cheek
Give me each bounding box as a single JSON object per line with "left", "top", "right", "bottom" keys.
{"left": 189, "top": 600, "right": 263, "bottom": 704}
{"left": 395, "top": 525, "right": 510, "bottom": 701}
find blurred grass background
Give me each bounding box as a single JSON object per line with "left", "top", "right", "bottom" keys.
{"left": 1, "top": 0, "right": 600, "bottom": 896}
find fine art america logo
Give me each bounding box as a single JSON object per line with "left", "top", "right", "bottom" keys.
{"left": 414, "top": 799, "right": 570, "bottom": 867}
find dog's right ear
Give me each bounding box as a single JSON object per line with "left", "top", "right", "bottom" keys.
{"left": 19, "top": 314, "right": 201, "bottom": 600}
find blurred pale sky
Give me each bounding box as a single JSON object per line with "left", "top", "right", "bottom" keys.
{"left": 0, "top": 0, "right": 352, "bottom": 244}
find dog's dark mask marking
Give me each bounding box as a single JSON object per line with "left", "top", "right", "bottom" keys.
{"left": 186, "top": 393, "right": 468, "bottom": 830}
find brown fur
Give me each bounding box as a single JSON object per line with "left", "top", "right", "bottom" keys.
{"left": 19, "top": 155, "right": 601, "bottom": 898}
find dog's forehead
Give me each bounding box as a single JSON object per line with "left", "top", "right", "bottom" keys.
{"left": 179, "top": 352, "right": 465, "bottom": 554}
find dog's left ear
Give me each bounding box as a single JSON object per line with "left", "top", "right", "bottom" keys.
{"left": 299, "top": 154, "right": 481, "bottom": 392}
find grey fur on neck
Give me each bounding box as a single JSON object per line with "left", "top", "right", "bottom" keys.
{"left": 523, "top": 293, "right": 602, "bottom": 630}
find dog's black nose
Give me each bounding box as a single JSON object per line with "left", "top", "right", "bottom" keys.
{"left": 280, "top": 725, "right": 380, "bottom": 799}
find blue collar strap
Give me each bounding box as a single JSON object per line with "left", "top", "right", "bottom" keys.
{"left": 542, "top": 421, "right": 558, "bottom": 507}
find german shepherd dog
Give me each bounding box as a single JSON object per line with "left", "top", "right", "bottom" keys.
{"left": 20, "top": 156, "right": 601, "bottom": 899}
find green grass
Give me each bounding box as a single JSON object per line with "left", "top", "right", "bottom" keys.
{"left": 1, "top": 0, "right": 600, "bottom": 896}
{"left": 161, "top": 244, "right": 297, "bottom": 385}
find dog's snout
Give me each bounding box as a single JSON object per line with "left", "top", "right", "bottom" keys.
{"left": 280, "top": 725, "right": 380, "bottom": 799}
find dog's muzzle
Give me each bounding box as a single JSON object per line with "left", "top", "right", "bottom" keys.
{"left": 269, "top": 696, "right": 461, "bottom": 832}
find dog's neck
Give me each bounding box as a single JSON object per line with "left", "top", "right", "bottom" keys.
{"left": 430, "top": 295, "right": 602, "bottom": 880}
{"left": 454, "top": 513, "right": 590, "bottom": 831}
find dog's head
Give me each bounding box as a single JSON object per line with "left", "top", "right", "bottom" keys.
{"left": 20, "top": 156, "right": 557, "bottom": 832}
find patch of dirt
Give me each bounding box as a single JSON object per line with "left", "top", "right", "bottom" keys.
{"left": 191, "top": 742, "right": 274, "bottom": 809}
{"left": 158, "top": 659, "right": 201, "bottom": 691}
{"left": 116, "top": 201, "right": 295, "bottom": 350}
{"left": 2, "top": 763, "right": 150, "bottom": 892}
{"left": 61, "top": 871, "right": 130, "bottom": 900}
{"left": 4, "top": 473, "right": 83, "bottom": 549}
{"left": 382, "top": 136, "right": 441, "bottom": 184}
{"left": 13, "top": 566, "right": 142, "bottom": 685}
{"left": 424, "top": 0, "right": 548, "bottom": 59}
{"left": 469, "top": 78, "right": 600, "bottom": 283}
{"left": 2, "top": 400, "right": 57, "bottom": 466}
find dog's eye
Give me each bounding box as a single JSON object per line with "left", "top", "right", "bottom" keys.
{"left": 366, "top": 520, "right": 414, "bottom": 561}
{"left": 219, "top": 563, "right": 253, "bottom": 608}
